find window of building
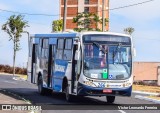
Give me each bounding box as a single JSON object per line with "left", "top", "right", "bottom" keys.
{"left": 84, "top": 7, "right": 89, "bottom": 13}
{"left": 84, "top": 0, "right": 89, "bottom": 4}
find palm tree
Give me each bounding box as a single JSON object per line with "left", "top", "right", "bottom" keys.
{"left": 124, "top": 27, "right": 135, "bottom": 35}
{"left": 2, "top": 15, "right": 29, "bottom": 76}
{"left": 52, "top": 19, "right": 63, "bottom": 32}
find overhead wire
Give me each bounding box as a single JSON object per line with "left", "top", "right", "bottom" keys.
{"left": 0, "top": 0, "right": 155, "bottom": 17}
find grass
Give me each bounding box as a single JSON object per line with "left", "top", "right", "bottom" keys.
{"left": 133, "top": 84, "right": 160, "bottom": 93}
{"left": 147, "top": 96, "right": 160, "bottom": 100}
{"left": 17, "top": 74, "right": 27, "bottom": 80}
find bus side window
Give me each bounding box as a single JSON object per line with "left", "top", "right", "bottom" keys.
{"left": 41, "top": 39, "right": 49, "bottom": 59}
{"left": 29, "top": 38, "right": 33, "bottom": 57}
{"left": 56, "top": 39, "right": 64, "bottom": 59}
{"left": 63, "top": 39, "right": 73, "bottom": 60}
{"left": 38, "top": 39, "right": 42, "bottom": 58}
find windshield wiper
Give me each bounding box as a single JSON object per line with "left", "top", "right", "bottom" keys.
{"left": 93, "top": 42, "right": 107, "bottom": 54}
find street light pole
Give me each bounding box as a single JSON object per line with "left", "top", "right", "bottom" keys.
{"left": 102, "top": 0, "right": 105, "bottom": 32}
{"left": 23, "top": 31, "right": 30, "bottom": 50}
{"left": 63, "top": 0, "right": 67, "bottom": 32}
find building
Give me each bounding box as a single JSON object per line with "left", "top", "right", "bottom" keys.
{"left": 60, "top": 0, "right": 109, "bottom": 31}
{"left": 133, "top": 62, "right": 160, "bottom": 85}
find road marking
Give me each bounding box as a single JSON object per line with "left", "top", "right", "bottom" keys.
{"left": 118, "top": 110, "right": 126, "bottom": 113}
{"left": 13, "top": 77, "right": 20, "bottom": 80}
{"left": 135, "top": 95, "right": 160, "bottom": 104}
{"left": 4, "top": 80, "right": 17, "bottom": 84}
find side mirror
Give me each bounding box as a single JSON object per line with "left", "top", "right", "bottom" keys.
{"left": 133, "top": 47, "right": 136, "bottom": 57}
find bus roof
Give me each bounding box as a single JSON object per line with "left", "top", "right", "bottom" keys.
{"left": 30, "top": 32, "right": 77, "bottom": 38}
{"left": 80, "top": 31, "right": 131, "bottom": 37}
{"left": 30, "top": 31, "right": 131, "bottom": 38}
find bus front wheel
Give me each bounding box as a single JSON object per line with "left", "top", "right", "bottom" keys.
{"left": 64, "top": 85, "right": 72, "bottom": 102}
{"left": 106, "top": 96, "right": 115, "bottom": 103}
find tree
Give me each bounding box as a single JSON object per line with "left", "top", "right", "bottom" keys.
{"left": 124, "top": 27, "right": 135, "bottom": 35}
{"left": 93, "top": 14, "right": 101, "bottom": 31}
{"left": 73, "top": 12, "right": 93, "bottom": 32}
{"left": 2, "top": 15, "right": 29, "bottom": 76}
{"left": 73, "top": 12, "right": 108, "bottom": 32}
{"left": 52, "top": 19, "right": 63, "bottom": 32}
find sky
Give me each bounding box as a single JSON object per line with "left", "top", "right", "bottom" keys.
{"left": 0, "top": 0, "right": 160, "bottom": 67}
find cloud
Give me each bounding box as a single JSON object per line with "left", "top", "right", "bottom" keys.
{"left": 110, "top": 0, "right": 160, "bottom": 22}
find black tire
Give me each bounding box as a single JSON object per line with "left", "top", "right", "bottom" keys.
{"left": 38, "top": 76, "right": 46, "bottom": 95}
{"left": 106, "top": 96, "right": 115, "bottom": 103}
{"left": 64, "top": 85, "right": 73, "bottom": 102}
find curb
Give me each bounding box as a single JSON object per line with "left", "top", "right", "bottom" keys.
{"left": 0, "top": 73, "right": 27, "bottom": 81}
{"left": 133, "top": 91, "right": 159, "bottom": 96}
{"left": 135, "top": 95, "right": 160, "bottom": 104}
{"left": 0, "top": 89, "right": 31, "bottom": 104}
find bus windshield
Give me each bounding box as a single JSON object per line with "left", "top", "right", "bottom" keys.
{"left": 83, "top": 34, "right": 132, "bottom": 80}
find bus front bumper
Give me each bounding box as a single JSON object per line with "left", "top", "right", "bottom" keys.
{"left": 77, "top": 82, "right": 132, "bottom": 97}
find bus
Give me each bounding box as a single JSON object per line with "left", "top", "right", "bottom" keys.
{"left": 27, "top": 32, "right": 135, "bottom": 103}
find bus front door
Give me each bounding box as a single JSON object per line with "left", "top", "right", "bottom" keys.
{"left": 71, "top": 44, "right": 77, "bottom": 93}
{"left": 47, "top": 45, "right": 56, "bottom": 88}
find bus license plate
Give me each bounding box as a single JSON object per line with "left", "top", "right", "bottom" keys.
{"left": 103, "top": 89, "right": 112, "bottom": 93}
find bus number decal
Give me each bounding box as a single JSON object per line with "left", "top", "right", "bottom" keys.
{"left": 55, "top": 64, "right": 65, "bottom": 72}
{"left": 98, "top": 83, "right": 105, "bottom": 87}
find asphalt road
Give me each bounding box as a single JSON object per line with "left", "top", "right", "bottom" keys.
{"left": 0, "top": 74, "right": 159, "bottom": 113}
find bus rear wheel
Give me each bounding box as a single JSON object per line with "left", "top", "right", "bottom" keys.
{"left": 38, "top": 76, "right": 46, "bottom": 95}
{"left": 106, "top": 96, "right": 115, "bottom": 103}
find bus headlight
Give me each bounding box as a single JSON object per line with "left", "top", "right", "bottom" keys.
{"left": 84, "top": 81, "right": 95, "bottom": 87}
{"left": 125, "top": 82, "right": 131, "bottom": 87}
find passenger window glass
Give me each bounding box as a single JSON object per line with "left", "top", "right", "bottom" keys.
{"left": 65, "top": 39, "right": 72, "bottom": 49}
{"left": 58, "top": 39, "right": 64, "bottom": 49}
{"left": 63, "top": 39, "right": 73, "bottom": 60}
{"left": 63, "top": 50, "right": 72, "bottom": 60}
{"left": 56, "top": 50, "right": 63, "bottom": 59}
{"left": 56, "top": 39, "right": 64, "bottom": 59}
{"left": 41, "top": 38, "right": 49, "bottom": 58}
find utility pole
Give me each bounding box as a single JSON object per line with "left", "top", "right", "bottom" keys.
{"left": 63, "top": 0, "right": 67, "bottom": 32}
{"left": 102, "top": 0, "right": 105, "bottom": 32}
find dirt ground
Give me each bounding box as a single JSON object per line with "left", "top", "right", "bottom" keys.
{"left": 133, "top": 84, "right": 160, "bottom": 93}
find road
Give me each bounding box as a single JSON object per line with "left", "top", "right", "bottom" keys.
{"left": 0, "top": 74, "right": 159, "bottom": 113}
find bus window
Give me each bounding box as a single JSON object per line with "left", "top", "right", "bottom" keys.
{"left": 29, "top": 38, "right": 33, "bottom": 57}
{"left": 41, "top": 39, "right": 49, "bottom": 59}
{"left": 56, "top": 39, "right": 64, "bottom": 59}
{"left": 63, "top": 39, "right": 73, "bottom": 60}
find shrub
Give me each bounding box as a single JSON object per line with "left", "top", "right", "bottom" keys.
{"left": 0, "top": 64, "right": 27, "bottom": 75}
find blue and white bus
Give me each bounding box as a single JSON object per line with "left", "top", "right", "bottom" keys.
{"left": 27, "top": 32, "right": 134, "bottom": 103}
